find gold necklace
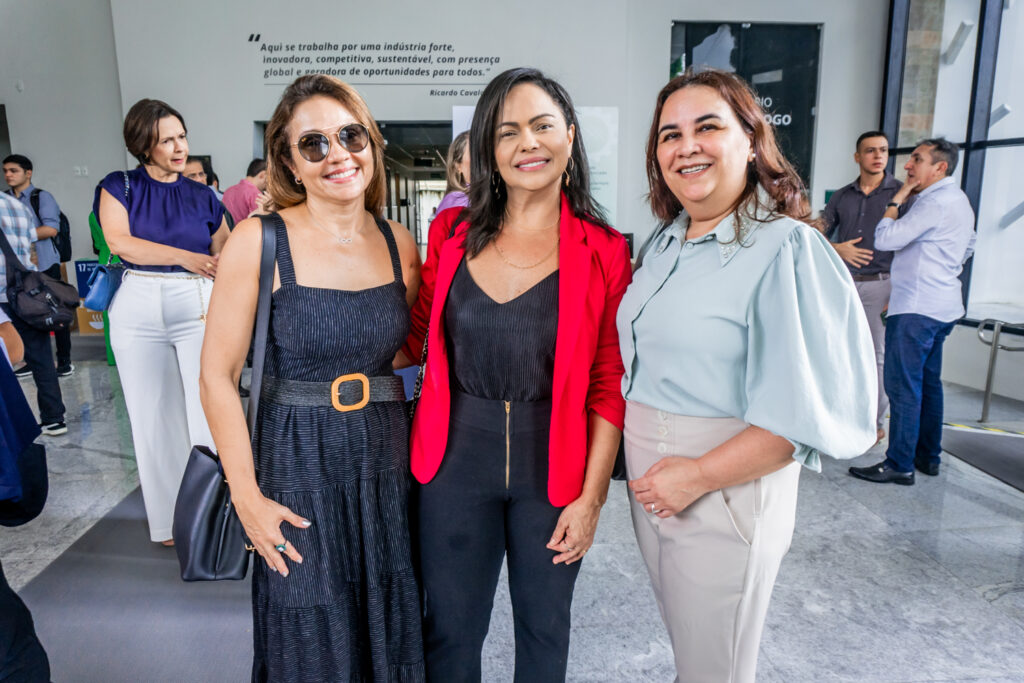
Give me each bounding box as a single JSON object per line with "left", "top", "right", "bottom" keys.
{"left": 494, "top": 232, "right": 559, "bottom": 269}
{"left": 307, "top": 207, "right": 355, "bottom": 244}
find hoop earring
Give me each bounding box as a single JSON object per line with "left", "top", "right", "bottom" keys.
{"left": 564, "top": 155, "right": 575, "bottom": 188}
{"left": 491, "top": 171, "right": 502, "bottom": 197}
{"left": 294, "top": 176, "right": 303, "bottom": 185}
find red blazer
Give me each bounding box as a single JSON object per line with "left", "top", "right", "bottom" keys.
{"left": 406, "top": 195, "right": 632, "bottom": 506}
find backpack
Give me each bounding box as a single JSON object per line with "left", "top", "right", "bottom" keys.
{"left": 29, "top": 189, "right": 72, "bottom": 263}
{"left": 0, "top": 231, "right": 79, "bottom": 332}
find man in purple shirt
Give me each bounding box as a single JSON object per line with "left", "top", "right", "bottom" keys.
{"left": 822, "top": 131, "right": 901, "bottom": 447}
{"left": 221, "top": 158, "right": 267, "bottom": 223}
{"left": 850, "top": 138, "right": 975, "bottom": 485}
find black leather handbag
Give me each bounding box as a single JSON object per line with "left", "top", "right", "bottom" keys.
{"left": 0, "top": 231, "right": 79, "bottom": 333}
{"left": 172, "top": 215, "right": 277, "bottom": 581}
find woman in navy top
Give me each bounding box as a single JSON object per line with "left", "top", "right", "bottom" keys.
{"left": 95, "top": 99, "right": 229, "bottom": 545}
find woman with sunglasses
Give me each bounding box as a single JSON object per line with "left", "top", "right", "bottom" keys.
{"left": 399, "top": 67, "right": 630, "bottom": 681}
{"left": 200, "top": 75, "right": 424, "bottom": 681}
{"left": 619, "top": 70, "right": 876, "bottom": 682}
{"left": 95, "top": 99, "right": 230, "bottom": 546}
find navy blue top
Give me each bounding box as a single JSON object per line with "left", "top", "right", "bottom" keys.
{"left": 93, "top": 167, "right": 224, "bottom": 272}
{"left": 445, "top": 259, "right": 559, "bottom": 401}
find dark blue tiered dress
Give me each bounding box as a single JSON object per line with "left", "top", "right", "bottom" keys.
{"left": 250, "top": 215, "right": 424, "bottom": 682}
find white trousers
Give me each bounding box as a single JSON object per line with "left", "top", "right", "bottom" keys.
{"left": 625, "top": 401, "right": 801, "bottom": 683}
{"left": 109, "top": 271, "right": 213, "bottom": 542}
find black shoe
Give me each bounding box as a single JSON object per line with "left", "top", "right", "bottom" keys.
{"left": 849, "top": 461, "right": 915, "bottom": 485}
{"left": 39, "top": 422, "right": 68, "bottom": 437}
{"left": 14, "top": 365, "right": 31, "bottom": 379}
{"left": 914, "top": 459, "right": 940, "bottom": 476}
{"left": 56, "top": 363, "right": 75, "bottom": 377}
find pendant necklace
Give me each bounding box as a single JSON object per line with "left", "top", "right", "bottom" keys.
{"left": 307, "top": 207, "right": 355, "bottom": 244}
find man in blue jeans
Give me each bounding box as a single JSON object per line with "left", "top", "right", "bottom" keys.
{"left": 849, "top": 138, "right": 975, "bottom": 485}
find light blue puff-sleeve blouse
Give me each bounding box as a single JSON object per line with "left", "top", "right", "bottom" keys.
{"left": 616, "top": 200, "right": 877, "bottom": 471}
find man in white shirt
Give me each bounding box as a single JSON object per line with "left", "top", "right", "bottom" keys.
{"left": 849, "top": 138, "right": 975, "bottom": 485}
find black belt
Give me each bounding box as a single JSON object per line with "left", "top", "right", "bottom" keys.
{"left": 261, "top": 374, "right": 405, "bottom": 412}
{"left": 851, "top": 272, "right": 890, "bottom": 282}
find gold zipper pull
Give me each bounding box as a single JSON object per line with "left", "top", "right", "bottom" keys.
{"left": 504, "top": 401, "right": 511, "bottom": 489}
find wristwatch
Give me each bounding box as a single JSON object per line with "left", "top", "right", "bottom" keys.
{"left": 886, "top": 202, "right": 900, "bottom": 209}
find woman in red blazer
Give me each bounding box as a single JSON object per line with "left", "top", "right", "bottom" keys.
{"left": 398, "top": 68, "right": 630, "bottom": 682}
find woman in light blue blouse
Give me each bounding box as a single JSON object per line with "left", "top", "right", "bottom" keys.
{"left": 617, "top": 70, "right": 876, "bottom": 682}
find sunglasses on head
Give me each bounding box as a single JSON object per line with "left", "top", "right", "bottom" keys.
{"left": 291, "top": 123, "right": 370, "bottom": 162}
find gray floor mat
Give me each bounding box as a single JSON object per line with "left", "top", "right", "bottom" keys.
{"left": 943, "top": 427, "right": 1024, "bottom": 492}
{"left": 18, "top": 487, "right": 253, "bottom": 683}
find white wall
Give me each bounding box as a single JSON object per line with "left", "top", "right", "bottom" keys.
{"left": 2, "top": 0, "right": 889, "bottom": 256}
{"left": 6, "top": 0, "right": 1017, "bottom": 402}
{"left": 0, "top": 0, "right": 125, "bottom": 262}
{"left": 942, "top": 325, "right": 1024, "bottom": 403}
{"left": 105, "top": 0, "right": 888, "bottom": 246}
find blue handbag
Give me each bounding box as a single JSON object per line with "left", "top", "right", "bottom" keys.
{"left": 83, "top": 170, "right": 129, "bottom": 311}
{"left": 82, "top": 261, "right": 124, "bottom": 311}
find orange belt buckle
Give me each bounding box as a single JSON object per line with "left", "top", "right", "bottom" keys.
{"left": 331, "top": 373, "right": 370, "bottom": 412}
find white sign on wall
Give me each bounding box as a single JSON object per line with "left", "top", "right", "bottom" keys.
{"left": 578, "top": 107, "right": 619, "bottom": 227}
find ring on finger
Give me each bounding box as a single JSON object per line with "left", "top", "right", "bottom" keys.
{"left": 649, "top": 502, "right": 656, "bottom": 514}
{"left": 275, "top": 541, "right": 288, "bottom": 553}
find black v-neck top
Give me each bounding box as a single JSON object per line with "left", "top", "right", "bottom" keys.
{"left": 444, "top": 259, "right": 559, "bottom": 401}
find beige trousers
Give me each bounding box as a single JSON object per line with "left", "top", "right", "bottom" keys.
{"left": 625, "top": 401, "right": 801, "bottom": 683}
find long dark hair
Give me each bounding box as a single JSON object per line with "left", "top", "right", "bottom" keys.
{"left": 645, "top": 69, "right": 809, "bottom": 231}
{"left": 463, "top": 67, "right": 610, "bottom": 257}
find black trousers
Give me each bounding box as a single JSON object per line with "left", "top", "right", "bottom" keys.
{"left": 42, "top": 265, "right": 71, "bottom": 368}
{"left": 0, "top": 558, "right": 51, "bottom": 682}
{"left": 417, "top": 392, "right": 581, "bottom": 683}
{"left": 0, "top": 303, "right": 64, "bottom": 424}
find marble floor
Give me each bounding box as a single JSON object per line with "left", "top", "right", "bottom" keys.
{"left": 4, "top": 335, "right": 1024, "bottom": 682}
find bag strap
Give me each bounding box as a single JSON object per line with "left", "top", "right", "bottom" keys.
{"left": 415, "top": 207, "right": 468, "bottom": 366}
{"left": 247, "top": 214, "right": 278, "bottom": 435}
{"left": 29, "top": 189, "right": 42, "bottom": 225}
{"left": 408, "top": 206, "right": 470, "bottom": 416}
{"left": 0, "top": 230, "right": 30, "bottom": 284}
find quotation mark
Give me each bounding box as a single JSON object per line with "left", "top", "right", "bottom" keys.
{"left": 248, "top": 33, "right": 261, "bottom": 42}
